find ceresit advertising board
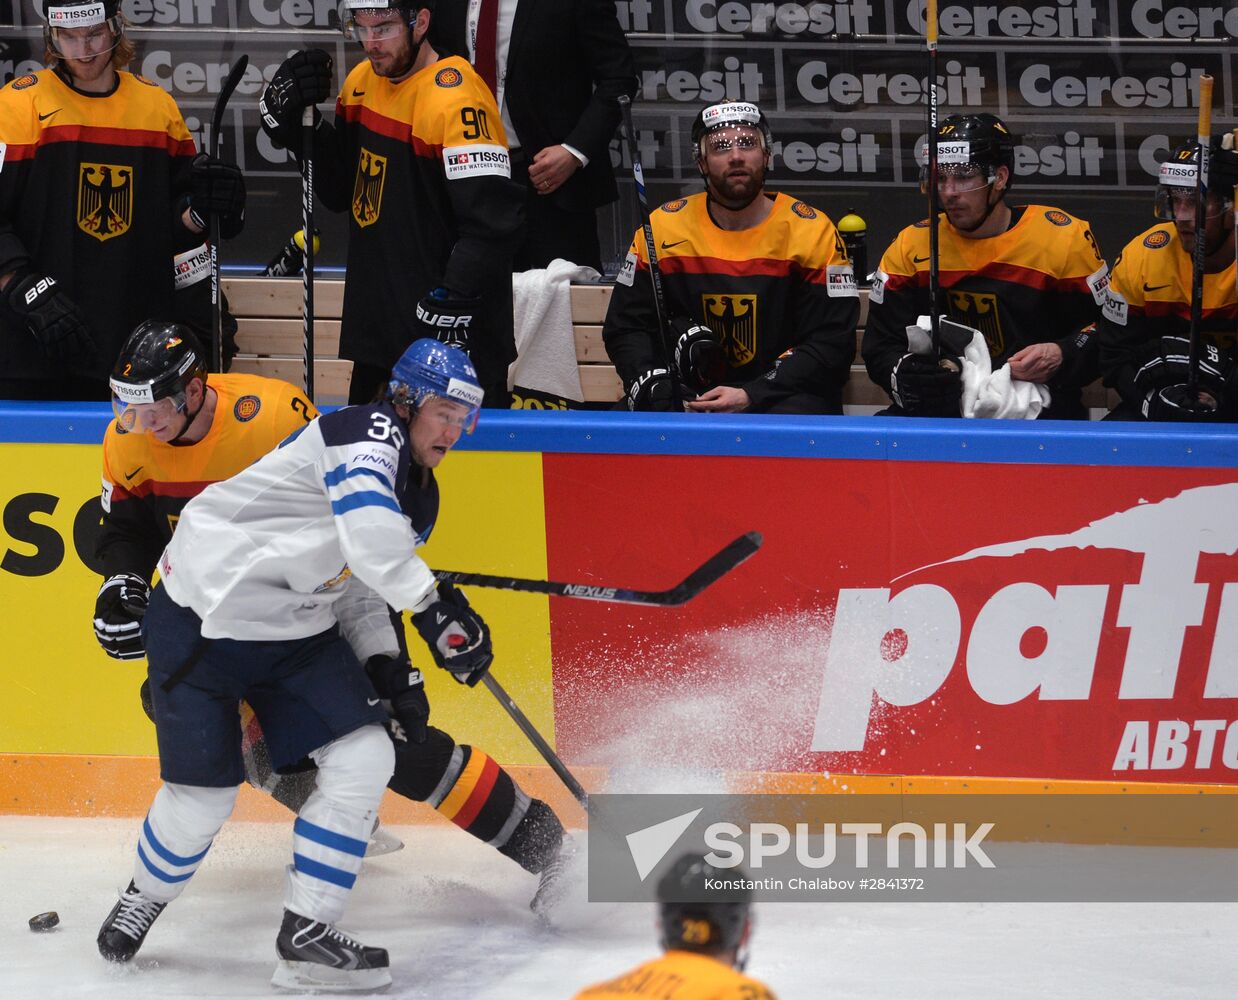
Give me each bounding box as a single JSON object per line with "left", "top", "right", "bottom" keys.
{"left": 544, "top": 455, "right": 1238, "bottom": 785}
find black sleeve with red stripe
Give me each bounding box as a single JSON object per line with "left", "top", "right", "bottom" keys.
{"left": 862, "top": 273, "right": 923, "bottom": 399}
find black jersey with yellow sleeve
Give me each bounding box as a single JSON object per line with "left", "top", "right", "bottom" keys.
{"left": 314, "top": 55, "right": 523, "bottom": 393}
{"left": 1099, "top": 222, "right": 1238, "bottom": 413}
{"left": 97, "top": 373, "right": 317, "bottom": 581}
{"left": 863, "top": 205, "right": 1109, "bottom": 419}
{"left": 0, "top": 69, "right": 206, "bottom": 384}
{"left": 602, "top": 191, "right": 859, "bottom": 412}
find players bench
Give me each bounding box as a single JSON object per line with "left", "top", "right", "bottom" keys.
{"left": 224, "top": 277, "right": 1114, "bottom": 414}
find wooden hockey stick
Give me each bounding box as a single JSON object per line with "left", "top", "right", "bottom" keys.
{"left": 433, "top": 532, "right": 763, "bottom": 607}
{"left": 209, "top": 54, "right": 248, "bottom": 374}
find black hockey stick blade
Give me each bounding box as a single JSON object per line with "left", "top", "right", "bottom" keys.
{"left": 433, "top": 531, "right": 763, "bottom": 607}
{"left": 211, "top": 54, "right": 249, "bottom": 158}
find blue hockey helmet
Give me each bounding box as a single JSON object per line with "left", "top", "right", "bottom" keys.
{"left": 388, "top": 338, "right": 484, "bottom": 432}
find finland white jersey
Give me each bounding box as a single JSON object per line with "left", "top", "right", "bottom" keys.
{"left": 159, "top": 403, "right": 437, "bottom": 651}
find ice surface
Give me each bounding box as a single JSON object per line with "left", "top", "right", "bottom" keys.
{"left": 1, "top": 816, "right": 1235, "bottom": 999}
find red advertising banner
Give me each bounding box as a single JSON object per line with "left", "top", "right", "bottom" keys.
{"left": 545, "top": 456, "right": 1238, "bottom": 785}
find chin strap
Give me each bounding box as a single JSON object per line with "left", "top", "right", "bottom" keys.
{"left": 168, "top": 390, "right": 206, "bottom": 445}
{"left": 952, "top": 180, "right": 1006, "bottom": 234}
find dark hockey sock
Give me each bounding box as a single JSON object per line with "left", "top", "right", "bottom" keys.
{"left": 389, "top": 727, "right": 562, "bottom": 871}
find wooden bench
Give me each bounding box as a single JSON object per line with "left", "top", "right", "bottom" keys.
{"left": 223, "top": 276, "right": 1111, "bottom": 412}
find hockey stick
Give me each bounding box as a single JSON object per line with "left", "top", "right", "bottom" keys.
{"left": 301, "top": 105, "right": 316, "bottom": 403}
{"left": 1187, "top": 73, "right": 1213, "bottom": 398}
{"left": 209, "top": 54, "right": 248, "bottom": 374}
{"left": 482, "top": 671, "right": 588, "bottom": 809}
{"left": 616, "top": 94, "right": 681, "bottom": 409}
{"left": 433, "top": 531, "right": 762, "bottom": 607}
{"left": 925, "top": 0, "right": 942, "bottom": 356}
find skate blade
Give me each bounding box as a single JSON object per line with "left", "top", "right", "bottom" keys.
{"left": 271, "top": 960, "right": 392, "bottom": 993}
{"left": 364, "top": 827, "right": 405, "bottom": 858}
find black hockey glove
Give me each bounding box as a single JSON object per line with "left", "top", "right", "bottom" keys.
{"left": 626, "top": 367, "right": 677, "bottom": 411}
{"left": 1134, "top": 335, "right": 1228, "bottom": 402}
{"left": 672, "top": 317, "right": 726, "bottom": 395}
{"left": 1142, "top": 384, "right": 1224, "bottom": 422}
{"left": 259, "top": 49, "right": 333, "bottom": 152}
{"left": 188, "top": 154, "right": 246, "bottom": 239}
{"left": 890, "top": 352, "right": 963, "bottom": 416}
{"left": 6, "top": 269, "right": 98, "bottom": 369}
{"left": 413, "top": 287, "right": 478, "bottom": 352}
{"left": 365, "top": 653, "right": 429, "bottom": 744}
{"left": 93, "top": 572, "right": 150, "bottom": 661}
{"left": 411, "top": 583, "right": 493, "bottom": 687}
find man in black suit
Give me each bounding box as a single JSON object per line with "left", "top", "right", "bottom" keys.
{"left": 433, "top": 0, "right": 636, "bottom": 272}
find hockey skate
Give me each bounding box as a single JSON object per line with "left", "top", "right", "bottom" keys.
{"left": 97, "top": 880, "right": 167, "bottom": 962}
{"left": 365, "top": 820, "right": 404, "bottom": 858}
{"left": 272, "top": 908, "right": 391, "bottom": 992}
{"left": 530, "top": 835, "right": 579, "bottom": 920}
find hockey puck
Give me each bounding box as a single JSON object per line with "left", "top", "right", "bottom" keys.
{"left": 28, "top": 911, "right": 59, "bottom": 932}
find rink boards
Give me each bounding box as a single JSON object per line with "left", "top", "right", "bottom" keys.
{"left": 2, "top": 404, "right": 1238, "bottom": 820}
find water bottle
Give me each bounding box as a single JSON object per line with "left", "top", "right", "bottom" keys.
{"left": 837, "top": 209, "right": 868, "bottom": 287}
{"left": 260, "top": 228, "right": 321, "bottom": 277}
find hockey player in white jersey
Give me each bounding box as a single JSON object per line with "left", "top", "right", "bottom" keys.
{"left": 97, "top": 339, "right": 495, "bottom": 992}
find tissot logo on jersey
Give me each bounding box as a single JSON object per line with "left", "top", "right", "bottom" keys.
{"left": 442, "top": 144, "right": 511, "bottom": 180}
{"left": 172, "top": 243, "right": 210, "bottom": 290}
{"left": 826, "top": 265, "right": 858, "bottom": 298}
{"left": 77, "top": 163, "right": 133, "bottom": 242}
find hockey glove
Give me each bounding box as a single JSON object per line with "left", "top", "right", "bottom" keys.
{"left": 188, "top": 154, "right": 246, "bottom": 239}
{"left": 411, "top": 583, "right": 493, "bottom": 687}
{"left": 672, "top": 317, "right": 726, "bottom": 395}
{"left": 259, "top": 49, "right": 333, "bottom": 152}
{"left": 93, "top": 572, "right": 150, "bottom": 660}
{"left": 6, "top": 270, "right": 98, "bottom": 369}
{"left": 1134, "top": 335, "right": 1228, "bottom": 403}
{"left": 1142, "top": 384, "right": 1223, "bottom": 422}
{"left": 890, "top": 352, "right": 963, "bottom": 416}
{"left": 365, "top": 654, "right": 429, "bottom": 744}
{"left": 626, "top": 367, "right": 677, "bottom": 411}
{"left": 413, "top": 287, "right": 478, "bottom": 351}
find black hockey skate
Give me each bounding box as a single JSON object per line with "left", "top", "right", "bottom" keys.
{"left": 97, "top": 881, "right": 167, "bottom": 962}
{"left": 530, "top": 836, "right": 579, "bottom": 920}
{"left": 272, "top": 909, "right": 391, "bottom": 992}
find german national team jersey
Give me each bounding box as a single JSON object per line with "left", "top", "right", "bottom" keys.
{"left": 864, "top": 205, "right": 1109, "bottom": 419}
{"left": 603, "top": 191, "right": 859, "bottom": 412}
{"left": 573, "top": 950, "right": 777, "bottom": 999}
{"left": 159, "top": 402, "right": 440, "bottom": 653}
{"left": 98, "top": 373, "right": 316, "bottom": 580}
{"left": 0, "top": 68, "right": 209, "bottom": 385}
{"left": 318, "top": 55, "right": 523, "bottom": 393}
{"left": 1100, "top": 221, "right": 1237, "bottom": 415}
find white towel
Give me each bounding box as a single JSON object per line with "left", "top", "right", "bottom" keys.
{"left": 509, "top": 259, "right": 599, "bottom": 403}
{"left": 960, "top": 330, "right": 1051, "bottom": 420}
